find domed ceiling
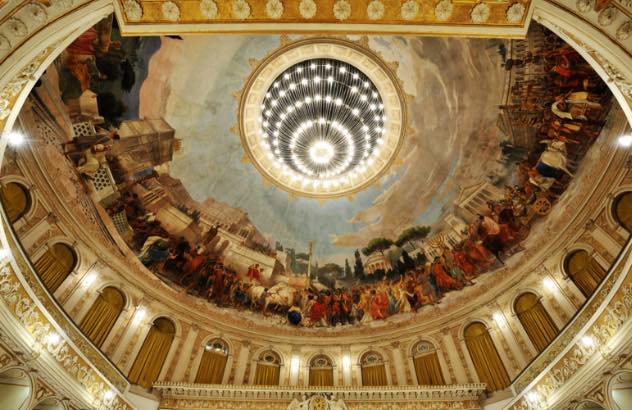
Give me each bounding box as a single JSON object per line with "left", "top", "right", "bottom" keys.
{"left": 34, "top": 15, "right": 612, "bottom": 328}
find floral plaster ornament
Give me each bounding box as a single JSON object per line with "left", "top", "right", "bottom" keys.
{"left": 200, "top": 0, "right": 218, "bottom": 19}
{"left": 124, "top": 0, "right": 143, "bottom": 20}
{"left": 506, "top": 3, "right": 525, "bottom": 23}
{"left": 161, "top": 1, "right": 180, "bottom": 21}
{"left": 299, "top": 0, "right": 317, "bottom": 19}
{"left": 616, "top": 20, "right": 632, "bottom": 40}
{"left": 471, "top": 3, "right": 491, "bottom": 23}
{"left": 434, "top": 0, "right": 453, "bottom": 21}
{"left": 333, "top": 0, "right": 351, "bottom": 21}
{"left": 598, "top": 6, "right": 618, "bottom": 26}
{"left": 25, "top": 3, "right": 47, "bottom": 23}
{"left": 575, "top": 0, "right": 593, "bottom": 12}
{"left": 266, "top": 0, "right": 284, "bottom": 19}
{"left": 401, "top": 0, "right": 419, "bottom": 20}
{"left": 367, "top": 0, "right": 385, "bottom": 20}
{"left": 6, "top": 19, "right": 27, "bottom": 37}
{"left": 232, "top": 0, "right": 251, "bottom": 19}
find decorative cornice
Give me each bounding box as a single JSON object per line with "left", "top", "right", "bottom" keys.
{"left": 153, "top": 381, "right": 487, "bottom": 402}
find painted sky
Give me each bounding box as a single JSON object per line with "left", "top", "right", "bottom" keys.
{"left": 139, "top": 35, "right": 509, "bottom": 263}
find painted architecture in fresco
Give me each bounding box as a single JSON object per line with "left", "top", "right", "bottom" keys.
{"left": 26, "top": 16, "right": 613, "bottom": 327}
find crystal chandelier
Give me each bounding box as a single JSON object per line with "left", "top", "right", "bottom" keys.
{"left": 259, "top": 58, "right": 386, "bottom": 187}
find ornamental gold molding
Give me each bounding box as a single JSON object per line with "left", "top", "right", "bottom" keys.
{"left": 154, "top": 382, "right": 486, "bottom": 408}
{"left": 114, "top": 0, "right": 533, "bottom": 36}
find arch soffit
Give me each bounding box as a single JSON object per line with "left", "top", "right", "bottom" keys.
{"left": 605, "top": 369, "right": 632, "bottom": 410}
{"left": 145, "top": 313, "right": 181, "bottom": 337}
{"left": 559, "top": 243, "right": 599, "bottom": 276}
{"left": 94, "top": 283, "right": 131, "bottom": 311}
{"left": 604, "top": 186, "right": 632, "bottom": 230}
{"left": 509, "top": 288, "right": 545, "bottom": 316}
{"left": 306, "top": 352, "right": 337, "bottom": 368}
{"left": 0, "top": 365, "right": 36, "bottom": 409}
{"left": 357, "top": 348, "right": 388, "bottom": 366}
{"left": 199, "top": 334, "right": 235, "bottom": 355}
{"left": 407, "top": 337, "right": 440, "bottom": 357}
{"left": 0, "top": 176, "right": 37, "bottom": 221}
{"left": 251, "top": 346, "right": 285, "bottom": 366}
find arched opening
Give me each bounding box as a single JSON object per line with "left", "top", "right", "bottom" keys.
{"left": 464, "top": 322, "right": 511, "bottom": 392}
{"left": 0, "top": 368, "right": 32, "bottom": 410}
{"left": 576, "top": 401, "right": 605, "bottom": 410}
{"left": 360, "top": 351, "right": 388, "bottom": 386}
{"left": 34, "top": 243, "right": 77, "bottom": 294}
{"left": 253, "top": 350, "right": 281, "bottom": 386}
{"left": 79, "top": 286, "right": 125, "bottom": 347}
{"left": 613, "top": 192, "right": 632, "bottom": 233}
{"left": 0, "top": 182, "right": 31, "bottom": 223}
{"left": 128, "top": 317, "right": 176, "bottom": 389}
{"left": 195, "top": 338, "right": 229, "bottom": 384}
{"left": 33, "top": 397, "right": 65, "bottom": 410}
{"left": 308, "top": 354, "right": 334, "bottom": 386}
{"left": 608, "top": 371, "right": 632, "bottom": 410}
{"left": 514, "top": 292, "right": 558, "bottom": 352}
{"left": 564, "top": 250, "right": 606, "bottom": 297}
{"left": 412, "top": 340, "right": 445, "bottom": 385}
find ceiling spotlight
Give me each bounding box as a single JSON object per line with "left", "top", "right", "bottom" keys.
{"left": 6, "top": 131, "right": 25, "bottom": 147}
{"left": 618, "top": 134, "right": 632, "bottom": 147}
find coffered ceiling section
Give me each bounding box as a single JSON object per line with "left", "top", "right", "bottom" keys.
{"left": 114, "top": 0, "right": 533, "bottom": 36}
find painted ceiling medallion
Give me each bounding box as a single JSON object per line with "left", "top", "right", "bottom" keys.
{"left": 575, "top": 0, "right": 593, "bottom": 12}
{"left": 124, "top": 0, "right": 143, "bottom": 20}
{"left": 401, "top": 0, "right": 420, "bottom": 20}
{"left": 616, "top": 21, "right": 632, "bottom": 40}
{"left": 266, "top": 0, "right": 284, "bottom": 19}
{"left": 506, "top": 3, "right": 525, "bottom": 23}
{"left": 598, "top": 6, "right": 618, "bottom": 26}
{"left": 200, "top": 0, "right": 218, "bottom": 19}
{"left": 238, "top": 38, "right": 406, "bottom": 199}
{"left": 232, "top": 0, "right": 251, "bottom": 19}
{"left": 471, "top": 3, "right": 491, "bottom": 23}
{"left": 161, "top": 1, "right": 180, "bottom": 21}
{"left": 367, "top": 0, "right": 385, "bottom": 20}
{"left": 333, "top": 0, "right": 352, "bottom": 21}
{"left": 435, "top": 0, "right": 453, "bottom": 21}
{"left": 299, "top": 0, "right": 317, "bottom": 19}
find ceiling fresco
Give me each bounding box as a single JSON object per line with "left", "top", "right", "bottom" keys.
{"left": 23, "top": 15, "right": 613, "bottom": 328}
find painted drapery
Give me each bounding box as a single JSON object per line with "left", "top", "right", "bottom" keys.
{"left": 566, "top": 250, "right": 606, "bottom": 297}
{"left": 514, "top": 292, "right": 558, "bottom": 352}
{"left": 361, "top": 364, "right": 388, "bottom": 386}
{"left": 79, "top": 286, "right": 125, "bottom": 347}
{"left": 195, "top": 350, "right": 228, "bottom": 384}
{"left": 614, "top": 192, "right": 632, "bottom": 232}
{"left": 128, "top": 317, "right": 175, "bottom": 388}
{"left": 0, "top": 182, "right": 30, "bottom": 222}
{"left": 309, "top": 368, "right": 334, "bottom": 386}
{"left": 413, "top": 352, "right": 445, "bottom": 385}
{"left": 253, "top": 363, "right": 280, "bottom": 385}
{"left": 464, "top": 322, "right": 510, "bottom": 392}
{"left": 34, "top": 243, "right": 76, "bottom": 293}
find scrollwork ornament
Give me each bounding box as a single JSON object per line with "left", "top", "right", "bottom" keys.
{"left": 616, "top": 21, "right": 632, "bottom": 39}
{"left": 200, "top": 0, "right": 218, "bottom": 19}
{"left": 401, "top": 0, "right": 419, "bottom": 20}
{"left": 471, "top": 3, "right": 491, "bottom": 23}
{"left": 6, "top": 18, "right": 27, "bottom": 38}
{"left": 333, "top": 0, "right": 351, "bottom": 21}
{"left": 232, "top": 0, "right": 251, "bottom": 19}
{"left": 367, "top": 0, "right": 385, "bottom": 20}
{"left": 0, "top": 35, "right": 10, "bottom": 52}
{"left": 299, "top": 0, "right": 317, "bottom": 18}
{"left": 161, "top": 1, "right": 180, "bottom": 21}
{"left": 435, "top": 0, "right": 453, "bottom": 21}
{"left": 266, "top": 0, "right": 284, "bottom": 19}
{"left": 506, "top": 3, "right": 525, "bottom": 23}
{"left": 576, "top": 0, "right": 593, "bottom": 12}
{"left": 598, "top": 6, "right": 618, "bottom": 26}
{"left": 25, "top": 3, "right": 47, "bottom": 24}
{"left": 123, "top": 0, "right": 143, "bottom": 21}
